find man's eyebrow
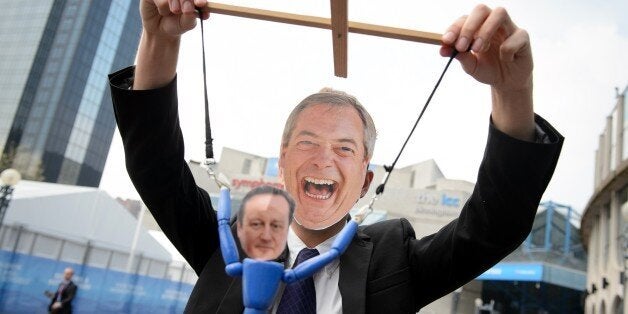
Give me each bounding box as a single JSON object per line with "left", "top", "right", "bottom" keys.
{"left": 337, "top": 138, "right": 358, "bottom": 146}
{"left": 295, "top": 130, "right": 318, "bottom": 138}
{"left": 296, "top": 131, "right": 358, "bottom": 144}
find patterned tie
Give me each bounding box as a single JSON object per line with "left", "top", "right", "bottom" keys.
{"left": 276, "top": 248, "right": 320, "bottom": 314}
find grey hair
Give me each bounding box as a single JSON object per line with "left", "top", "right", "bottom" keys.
{"left": 237, "top": 185, "right": 296, "bottom": 224}
{"left": 281, "top": 88, "right": 377, "bottom": 159}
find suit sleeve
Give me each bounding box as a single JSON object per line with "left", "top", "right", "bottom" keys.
{"left": 60, "top": 284, "right": 77, "bottom": 307}
{"left": 407, "top": 114, "right": 564, "bottom": 309}
{"left": 108, "top": 66, "right": 219, "bottom": 274}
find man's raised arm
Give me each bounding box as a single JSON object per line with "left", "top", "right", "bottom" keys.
{"left": 109, "top": 0, "right": 214, "bottom": 273}
{"left": 134, "top": 0, "right": 209, "bottom": 90}
{"left": 440, "top": 4, "right": 535, "bottom": 142}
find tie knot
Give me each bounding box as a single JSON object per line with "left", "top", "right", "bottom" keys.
{"left": 295, "top": 248, "right": 319, "bottom": 265}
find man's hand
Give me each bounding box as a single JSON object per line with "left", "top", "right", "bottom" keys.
{"left": 440, "top": 5, "right": 535, "bottom": 141}
{"left": 134, "top": 0, "right": 209, "bottom": 90}
{"left": 141, "top": 0, "right": 209, "bottom": 39}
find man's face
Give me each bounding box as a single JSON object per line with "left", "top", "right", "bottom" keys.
{"left": 236, "top": 194, "right": 291, "bottom": 260}
{"left": 279, "top": 104, "right": 372, "bottom": 230}
{"left": 63, "top": 268, "right": 73, "bottom": 281}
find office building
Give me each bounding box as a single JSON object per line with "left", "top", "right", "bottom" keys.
{"left": 0, "top": 0, "right": 141, "bottom": 187}
{"left": 581, "top": 86, "right": 628, "bottom": 314}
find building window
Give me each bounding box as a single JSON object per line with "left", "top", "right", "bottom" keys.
{"left": 242, "top": 159, "right": 252, "bottom": 175}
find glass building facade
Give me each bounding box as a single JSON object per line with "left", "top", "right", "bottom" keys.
{"left": 0, "top": 0, "right": 141, "bottom": 187}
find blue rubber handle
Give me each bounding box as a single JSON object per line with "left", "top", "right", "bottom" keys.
{"left": 217, "top": 187, "right": 241, "bottom": 275}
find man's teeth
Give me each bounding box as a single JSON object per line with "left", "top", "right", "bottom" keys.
{"left": 303, "top": 177, "right": 335, "bottom": 200}
{"left": 305, "top": 191, "right": 331, "bottom": 200}
{"left": 305, "top": 177, "right": 335, "bottom": 185}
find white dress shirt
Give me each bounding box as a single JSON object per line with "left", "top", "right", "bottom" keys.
{"left": 272, "top": 225, "right": 343, "bottom": 314}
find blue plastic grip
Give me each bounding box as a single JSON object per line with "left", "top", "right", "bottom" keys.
{"left": 331, "top": 220, "right": 357, "bottom": 254}
{"left": 217, "top": 187, "right": 241, "bottom": 267}
{"left": 225, "top": 263, "right": 243, "bottom": 277}
{"left": 242, "top": 259, "right": 284, "bottom": 311}
{"left": 217, "top": 187, "right": 232, "bottom": 221}
{"left": 283, "top": 250, "right": 339, "bottom": 283}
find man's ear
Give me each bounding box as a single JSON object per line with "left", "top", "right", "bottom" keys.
{"left": 278, "top": 147, "right": 285, "bottom": 181}
{"left": 279, "top": 147, "right": 285, "bottom": 167}
{"left": 360, "top": 170, "right": 374, "bottom": 198}
{"left": 236, "top": 222, "right": 244, "bottom": 240}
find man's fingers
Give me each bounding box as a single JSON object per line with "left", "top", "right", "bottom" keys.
{"left": 169, "top": 0, "right": 181, "bottom": 14}
{"left": 499, "top": 28, "right": 531, "bottom": 62}
{"left": 441, "top": 15, "right": 467, "bottom": 46}
{"left": 441, "top": 5, "right": 520, "bottom": 54}
{"left": 179, "top": 11, "right": 198, "bottom": 31}
{"left": 194, "top": 0, "right": 208, "bottom": 9}
{"left": 455, "top": 51, "right": 478, "bottom": 76}
{"left": 153, "top": 0, "right": 173, "bottom": 17}
{"left": 473, "top": 7, "right": 516, "bottom": 53}
{"left": 456, "top": 4, "right": 491, "bottom": 52}
{"left": 194, "top": 0, "right": 210, "bottom": 20}
{"left": 181, "top": 0, "right": 195, "bottom": 14}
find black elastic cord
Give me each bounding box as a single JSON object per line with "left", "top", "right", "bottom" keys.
{"left": 375, "top": 50, "right": 459, "bottom": 195}
{"left": 199, "top": 13, "right": 214, "bottom": 160}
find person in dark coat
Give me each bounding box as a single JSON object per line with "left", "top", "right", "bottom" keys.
{"left": 46, "top": 267, "right": 77, "bottom": 314}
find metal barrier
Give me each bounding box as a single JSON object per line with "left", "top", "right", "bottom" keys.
{"left": 0, "top": 224, "right": 197, "bottom": 313}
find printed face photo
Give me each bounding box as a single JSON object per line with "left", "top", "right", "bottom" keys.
{"left": 237, "top": 193, "right": 291, "bottom": 260}
{"left": 279, "top": 104, "right": 371, "bottom": 229}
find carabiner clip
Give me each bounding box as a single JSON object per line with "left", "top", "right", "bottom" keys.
{"left": 353, "top": 194, "right": 377, "bottom": 224}
{"left": 203, "top": 158, "right": 231, "bottom": 190}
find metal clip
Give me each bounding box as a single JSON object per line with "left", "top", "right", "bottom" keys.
{"left": 203, "top": 158, "right": 231, "bottom": 190}
{"left": 353, "top": 194, "right": 377, "bottom": 224}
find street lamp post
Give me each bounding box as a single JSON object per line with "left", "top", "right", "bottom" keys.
{"left": 0, "top": 168, "right": 21, "bottom": 227}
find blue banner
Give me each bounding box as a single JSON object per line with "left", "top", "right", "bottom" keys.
{"left": 0, "top": 250, "right": 192, "bottom": 313}
{"left": 476, "top": 262, "right": 543, "bottom": 282}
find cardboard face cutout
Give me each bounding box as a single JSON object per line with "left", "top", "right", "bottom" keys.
{"left": 236, "top": 193, "right": 291, "bottom": 260}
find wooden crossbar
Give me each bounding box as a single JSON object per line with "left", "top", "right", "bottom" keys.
{"left": 206, "top": 2, "right": 442, "bottom": 77}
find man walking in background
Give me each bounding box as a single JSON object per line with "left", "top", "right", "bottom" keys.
{"left": 46, "top": 267, "right": 77, "bottom": 314}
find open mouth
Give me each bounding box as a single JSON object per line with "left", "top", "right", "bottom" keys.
{"left": 303, "top": 176, "right": 337, "bottom": 200}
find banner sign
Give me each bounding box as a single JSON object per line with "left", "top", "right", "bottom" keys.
{"left": 0, "top": 250, "right": 193, "bottom": 313}
{"left": 476, "top": 262, "right": 543, "bottom": 282}
{"left": 414, "top": 190, "right": 468, "bottom": 217}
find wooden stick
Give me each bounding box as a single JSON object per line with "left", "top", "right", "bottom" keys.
{"left": 206, "top": 2, "right": 442, "bottom": 45}
{"left": 330, "top": 0, "right": 348, "bottom": 77}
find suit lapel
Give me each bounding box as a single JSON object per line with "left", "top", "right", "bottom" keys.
{"left": 339, "top": 229, "right": 372, "bottom": 314}
{"left": 217, "top": 277, "right": 244, "bottom": 312}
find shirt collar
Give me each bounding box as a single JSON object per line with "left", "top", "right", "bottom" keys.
{"left": 287, "top": 224, "right": 343, "bottom": 278}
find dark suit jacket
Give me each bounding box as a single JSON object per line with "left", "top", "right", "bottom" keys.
{"left": 48, "top": 281, "right": 77, "bottom": 314}
{"left": 109, "top": 66, "right": 563, "bottom": 313}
